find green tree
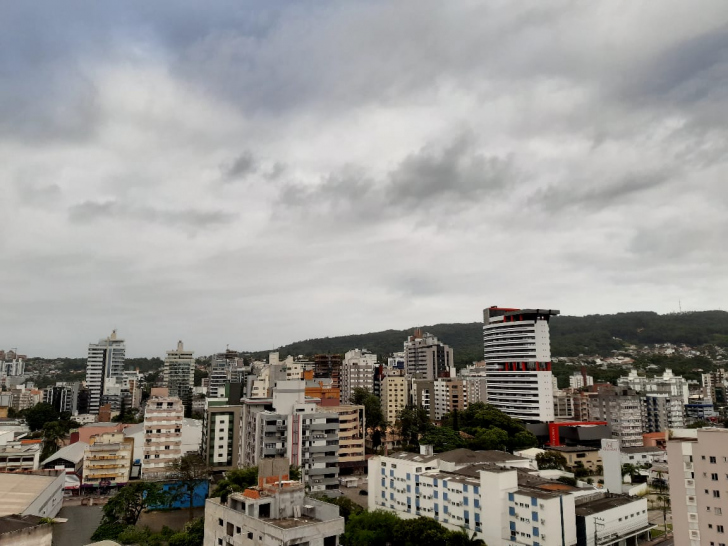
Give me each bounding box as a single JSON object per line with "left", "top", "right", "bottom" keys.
{"left": 470, "top": 427, "right": 508, "bottom": 451}
{"left": 350, "top": 388, "right": 387, "bottom": 449}
{"left": 447, "top": 529, "right": 486, "bottom": 546}
{"left": 397, "top": 406, "right": 431, "bottom": 450}
{"left": 312, "top": 494, "right": 364, "bottom": 522}
{"left": 289, "top": 465, "right": 302, "bottom": 481}
{"left": 394, "top": 516, "right": 451, "bottom": 546}
{"left": 419, "top": 426, "right": 467, "bottom": 453}
{"left": 536, "top": 451, "right": 567, "bottom": 470}
{"left": 340, "top": 510, "right": 400, "bottom": 546}
{"left": 40, "top": 421, "right": 66, "bottom": 461}
{"left": 90, "top": 521, "right": 129, "bottom": 542}
{"left": 23, "top": 403, "right": 60, "bottom": 432}
{"left": 101, "top": 482, "right": 168, "bottom": 526}
{"left": 621, "top": 464, "right": 639, "bottom": 483}
{"left": 168, "top": 453, "right": 210, "bottom": 521}
{"left": 168, "top": 517, "right": 205, "bottom": 546}
{"left": 211, "top": 466, "right": 259, "bottom": 503}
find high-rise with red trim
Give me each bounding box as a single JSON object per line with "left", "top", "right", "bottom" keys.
{"left": 483, "top": 306, "right": 559, "bottom": 422}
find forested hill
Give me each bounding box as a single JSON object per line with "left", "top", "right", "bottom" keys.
{"left": 255, "top": 311, "right": 728, "bottom": 368}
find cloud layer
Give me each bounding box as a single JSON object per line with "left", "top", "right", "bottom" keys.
{"left": 1, "top": 1, "right": 727, "bottom": 357}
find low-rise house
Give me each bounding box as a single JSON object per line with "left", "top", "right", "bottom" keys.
{"left": 546, "top": 446, "right": 602, "bottom": 473}
{"left": 0, "top": 471, "right": 65, "bottom": 519}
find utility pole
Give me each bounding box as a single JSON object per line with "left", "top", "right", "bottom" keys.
{"left": 593, "top": 516, "right": 605, "bottom": 546}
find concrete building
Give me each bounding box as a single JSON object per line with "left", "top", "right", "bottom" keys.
{"left": 667, "top": 428, "right": 728, "bottom": 546}
{"left": 85, "top": 330, "right": 125, "bottom": 414}
{"left": 618, "top": 368, "right": 690, "bottom": 404}
{"left": 483, "top": 307, "right": 559, "bottom": 422}
{"left": 164, "top": 341, "right": 195, "bottom": 405}
{"left": 459, "top": 364, "right": 488, "bottom": 404}
{"left": 245, "top": 381, "right": 341, "bottom": 492}
{"left": 589, "top": 387, "right": 645, "bottom": 447}
{"left": 0, "top": 514, "right": 52, "bottom": 546}
{"left": 83, "top": 432, "right": 134, "bottom": 489}
{"left": 317, "top": 405, "right": 365, "bottom": 471}
{"left": 203, "top": 384, "right": 245, "bottom": 471}
{"left": 369, "top": 448, "right": 577, "bottom": 546}
{"left": 142, "top": 388, "right": 184, "bottom": 479}
{"left": 340, "top": 349, "right": 377, "bottom": 404}
{"left": 404, "top": 330, "right": 453, "bottom": 380}
{"left": 546, "top": 446, "right": 602, "bottom": 473}
{"left": 702, "top": 369, "right": 727, "bottom": 407}
{"left": 203, "top": 458, "right": 344, "bottom": 546}
{"left": 209, "top": 349, "right": 239, "bottom": 398}
{"left": 413, "top": 377, "right": 468, "bottom": 421}
{"left": 41, "top": 441, "right": 88, "bottom": 476}
{"left": 685, "top": 396, "right": 717, "bottom": 424}
{"left": 620, "top": 446, "right": 666, "bottom": 466}
{"left": 0, "top": 471, "right": 65, "bottom": 518}
{"left": 573, "top": 492, "right": 652, "bottom": 546}
{"left": 643, "top": 393, "right": 685, "bottom": 432}
{"left": 0, "top": 441, "right": 41, "bottom": 471}
{"left": 381, "top": 374, "right": 409, "bottom": 425}
{"left": 313, "top": 354, "right": 343, "bottom": 392}
{"left": 42, "top": 382, "right": 80, "bottom": 414}
{"left": 569, "top": 373, "right": 594, "bottom": 389}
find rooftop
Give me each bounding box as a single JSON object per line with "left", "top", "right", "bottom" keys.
{"left": 548, "top": 446, "right": 599, "bottom": 453}
{"left": 0, "top": 473, "right": 62, "bottom": 516}
{"left": 42, "top": 441, "right": 88, "bottom": 466}
{"left": 575, "top": 494, "right": 643, "bottom": 516}
{"left": 386, "top": 448, "right": 526, "bottom": 465}
{"left": 0, "top": 514, "right": 46, "bottom": 534}
{"left": 621, "top": 446, "right": 664, "bottom": 454}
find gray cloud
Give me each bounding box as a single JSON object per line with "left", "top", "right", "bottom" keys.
{"left": 1, "top": 1, "right": 728, "bottom": 356}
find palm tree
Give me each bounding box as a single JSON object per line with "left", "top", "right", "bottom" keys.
{"left": 448, "top": 529, "right": 486, "bottom": 546}
{"left": 621, "top": 463, "right": 639, "bottom": 483}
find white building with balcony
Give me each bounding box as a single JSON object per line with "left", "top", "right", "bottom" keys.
{"left": 483, "top": 307, "right": 559, "bottom": 422}
{"left": 82, "top": 432, "right": 134, "bottom": 488}
{"left": 142, "top": 387, "right": 184, "bottom": 479}
{"left": 341, "top": 349, "right": 377, "bottom": 404}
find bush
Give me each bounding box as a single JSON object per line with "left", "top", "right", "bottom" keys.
{"left": 90, "top": 521, "right": 129, "bottom": 541}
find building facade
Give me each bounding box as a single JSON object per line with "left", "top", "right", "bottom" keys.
{"left": 164, "top": 340, "right": 195, "bottom": 404}
{"left": 85, "top": 330, "right": 125, "bottom": 414}
{"left": 340, "top": 349, "right": 377, "bottom": 404}
{"left": 142, "top": 388, "right": 184, "bottom": 479}
{"left": 483, "top": 307, "right": 559, "bottom": 422}
{"left": 381, "top": 375, "right": 409, "bottom": 425}
{"left": 404, "top": 330, "right": 453, "bottom": 380}
{"left": 82, "top": 432, "right": 134, "bottom": 488}
{"left": 589, "top": 387, "right": 645, "bottom": 448}
{"left": 317, "top": 405, "right": 365, "bottom": 471}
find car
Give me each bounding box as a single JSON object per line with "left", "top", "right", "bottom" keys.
{"left": 359, "top": 489, "right": 368, "bottom": 496}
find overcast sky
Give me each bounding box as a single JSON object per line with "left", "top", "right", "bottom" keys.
{"left": 2, "top": 1, "right": 727, "bottom": 358}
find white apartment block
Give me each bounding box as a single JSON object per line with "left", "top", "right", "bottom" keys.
{"left": 589, "top": 388, "right": 646, "bottom": 448}
{"left": 164, "top": 340, "right": 195, "bottom": 401}
{"left": 83, "top": 432, "right": 134, "bottom": 488}
{"left": 85, "top": 330, "right": 125, "bottom": 414}
{"left": 618, "top": 368, "right": 690, "bottom": 403}
{"left": 341, "top": 349, "right": 377, "bottom": 404}
{"left": 569, "top": 374, "right": 594, "bottom": 389}
{"left": 483, "top": 307, "right": 558, "bottom": 423}
{"left": 142, "top": 388, "right": 184, "bottom": 479}
{"left": 371, "top": 448, "right": 652, "bottom": 546}
{"left": 413, "top": 377, "right": 468, "bottom": 421}
{"left": 644, "top": 393, "right": 686, "bottom": 432}
{"left": 203, "top": 459, "right": 344, "bottom": 546}
{"left": 209, "top": 350, "right": 238, "bottom": 398}
{"left": 459, "top": 364, "right": 488, "bottom": 404}
{"left": 668, "top": 428, "right": 728, "bottom": 546}
{"left": 381, "top": 375, "right": 409, "bottom": 425}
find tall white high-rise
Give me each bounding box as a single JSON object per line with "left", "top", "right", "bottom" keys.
{"left": 403, "top": 330, "right": 453, "bottom": 380}
{"left": 483, "top": 306, "right": 559, "bottom": 422}
{"left": 85, "top": 330, "right": 126, "bottom": 415}
{"left": 164, "top": 340, "right": 195, "bottom": 402}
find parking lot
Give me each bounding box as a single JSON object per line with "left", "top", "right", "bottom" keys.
{"left": 338, "top": 474, "right": 369, "bottom": 509}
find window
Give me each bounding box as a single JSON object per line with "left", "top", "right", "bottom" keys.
{"left": 217, "top": 539, "right": 222, "bottom": 546}
{"left": 236, "top": 526, "right": 241, "bottom": 534}
{"left": 711, "top": 456, "right": 718, "bottom": 464}
{"left": 715, "top": 491, "right": 721, "bottom": 498}
{"left": 218, "top": 518, "right": 223, "bottom": 526}
{"left": 248, "top": 532, "right": 253, "bottom": 539}
{"left": 713, "top": 474, "right": 719, "bottom": 481}
{"left": 720, "top": 525, "right": 725, "bottom": 534}
{"left": 226, "top": 522, "right": 234, "bottom": 536}
{"left": 717, "top": 508, "right": 723, "bottom": 515}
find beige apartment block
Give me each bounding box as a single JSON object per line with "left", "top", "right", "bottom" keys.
{"left": 547, "top": 445, "right": 602, "bottom": 472}
{"left": 668, "top": 428, "right": 728, "bottom": 546}
{"left": 143, "top": 387, "right": 184, "bottom": 479}
{"left": 83, "top": 432, "right": 134, "bottom": 488}
{"left": 318, "top": 405, "right": 365, "bottom": 470}
{"left": 381, "top": 375, "right": 408, "bottom": 425}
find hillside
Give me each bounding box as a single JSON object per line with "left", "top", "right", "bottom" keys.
{"left": 253, "top": 310, "right": 728, "bottom": 368}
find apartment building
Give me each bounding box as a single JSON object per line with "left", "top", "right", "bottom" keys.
{"left": 209, "top": 349, "right": 239, "bottom": 398}
{"left": 313, "top": 354, "right": 343, "bottom": 392}
{"left": 317, "top": 405, "right": 365, "bottom": 471}
{"left": 459, "top": 364, "right": 488, "bottom": 404}
{"left": 164, "top": 340, "right": 195, "bottom": 404}
{"left": 82, "top": 432, "right": 134, "bottom": 488}
{"left": 589, "top": 387, "right": 645, "bottom": 447}
{"left": 42, "top": 382, "right": 80, "bottom": 414}
{"left": 204, "top": 392, "right": 244, "bottom": 471}
{"left": 142, "top": 388, "right": 184, "bottom": 479}
{"left": 404, "top": 330, "right": 453, "bottom": 380}
{"left": 381, "top": 375, "right": 409, "bottom": 425}
{"left": 203, "top": 458, "right": 344, "bottom": 546}
{"left": 644, "top": 393, "right": 685, "bottom": 432}
{"left": 702, "top": 370, "right": 727, "bottom": 406}
{"left": 569, "top": 373, "right": 594, "bottom": 389}
{"left": 413, "top": 377, "right": 468, "bottom": 421}
{"left": 85, "top": 330, "right": 125, "bottom": 415}
{"left": 0, "top": 441, "right": 41, "bottom": 472}
{"left": 668, "top": 428, "right": 728, "bottom": 546}
{"left": 483, "top": 307, "right": 558, "bottom": 422}
{"left": 340, "top": 349, "right": 377, "bottom": 404}
{"left": 618, "top": 368, "right": 690, "bottom": 403}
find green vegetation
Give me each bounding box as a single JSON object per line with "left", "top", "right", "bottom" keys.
{"left": 92, "top": 518, "right": 204, "bottom": 546}
{"left": 250, "top": 310, "right": 728, "bottom": 368}
{"left": 210, "top": 464, "right": 302, "bottom": 503}
{"left": 168, "top": 453, "right": 210, "bottom": 520}
{"left": 536, "top": 451, "right": 567, "bottom": 470}
{"left": 440, "top": 403, "right": 538, "bottom": 452}
{"left": 311, "top": 494, "right": 365, "bottom": 522}
{"left": 350, "top": 388, "right": 387, "bottom": 449}
{"left": 341, "top": 511, "right": 485, "bottom": 546}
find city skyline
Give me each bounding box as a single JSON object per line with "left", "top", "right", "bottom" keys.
{"left": 2, "top": 2, "right": 727, "bottom": 357}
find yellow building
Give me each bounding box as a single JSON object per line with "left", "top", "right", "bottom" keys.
{"left": 83, "top": 432, "right": 134, "bottom": 488}
{"left": 318, "top": 405, "right": 366, "bottom": 470}
{"left": 381, "top": 375, "right": 409, "bottom": 425}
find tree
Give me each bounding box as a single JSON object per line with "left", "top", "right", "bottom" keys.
{"left": 350, "top": 388, "right": 387, "bottom": 449}
{"left": 621, "top": 464, "right": 639, "bottom": 483}
{"left": 40, "top": 421, "right": 66, "bottom": 461}
{"left": 289, "top": 465, "right": 302, "bottom": 481}
{"left": 312, "top": 494, "right": 364, "bottom": 522}
{"left": 23, "top": 403, "right": 60, "bottom": 432}
{"left": 393, "top": 516, "right": 451, "bottom": 546}
{"left": 470, "top": 427, "right": 508, "bottom": 451}
{"left": 101, "top": 482, "right": 168, "bottom": 526}
{"left": 447, "top": 529, "right": 486, "bottom": 546}
{"left": 340, "top": 510, "right": 400, "bottom": 546}
{"left": 397, "top": 406, "right": 431, "bottom": 450}
{"left": 211, "top": 466, "right": 259, "bottom": 503}
{"left": 168, "top": 517, "right": 205, "bottom": 546}
{"left": 168, "top": 453, "right": 210, "bottom": 521}
{"left": 419, "top": 427, "right": 467, "bottom": 453}
{"left": 536, "top": 451, "right": 567, "bottom": 470}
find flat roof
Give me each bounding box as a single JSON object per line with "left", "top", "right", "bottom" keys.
{"left": 387, "top": 449, "right": 526, "bottom": 465}
{"left": 0, "top": 473, "right": 61, "bottom": 516}
{"left": 621, "top": 446, "right": 664, "bottom": 454}
{"left": 575, "top": 494, "right": 643, "bottom": 516}
{"left": 548, "top": 446, "right": 600, "bottom": 453}
{"left": 0, "top": 514, "right": 45, "bottom": 534}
